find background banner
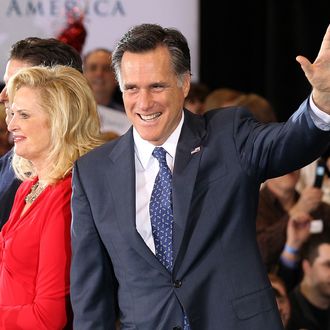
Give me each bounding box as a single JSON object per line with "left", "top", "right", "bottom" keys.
{"left": 0, "top": 0, "right": 199, "bottom": 82}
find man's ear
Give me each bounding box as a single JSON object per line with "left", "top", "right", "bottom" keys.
{"left": 302, "top": 259, "right": 311, "bottom": 276}
{"left": 182, "top": 73, "right": 191, "bottom": 98}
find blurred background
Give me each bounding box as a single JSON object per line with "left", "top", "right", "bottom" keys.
{"left": 200, "top": 1, "right": 330, "bottom": 121}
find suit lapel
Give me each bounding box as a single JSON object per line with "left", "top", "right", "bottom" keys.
{"left": 172, "top": 110, "right": 206, "bottom": 269}
{"left": 106, "top": 111, "right": 206, "bottom": 276}
{"left": 106, "top": 130, "right": 169, "bottom": 276}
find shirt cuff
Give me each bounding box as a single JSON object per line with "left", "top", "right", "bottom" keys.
{"left": 280, "top": 255, "right": 298, "bottom": 269}
{"left": 309, "top": 95, "right": 330, "bottom": 131}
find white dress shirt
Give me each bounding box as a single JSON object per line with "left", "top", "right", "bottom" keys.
{"left": 134, "top": 113, "right": 184, "bottom": 254}
{"left": 309, "top": 96, "right": 330, "bottom": 130}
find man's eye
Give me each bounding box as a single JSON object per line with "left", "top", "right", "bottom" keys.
{"left": 86, "top": 65, "right": 97, "bottom": 72}
{"left": 125, "top": 86, "right": 137, "bottom": 93}
{"left": 152, "top": 85, "right": 165, "bottom": 91}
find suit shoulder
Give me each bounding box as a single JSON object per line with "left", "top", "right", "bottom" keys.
{"left": 204, "top": 106, "right": 252, "bottom": 121}
{"left": 76, "top": 136, "right": 122, "bottom": 165}
{"left": 202, "top": 107, "right": 254, "bottom": 133}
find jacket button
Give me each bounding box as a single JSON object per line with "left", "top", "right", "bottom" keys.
{"left": 173, "top": 280, "right": 182, "bottom": 288}
{"left": 173, "top": 327, "right": 182, "bottom": 330}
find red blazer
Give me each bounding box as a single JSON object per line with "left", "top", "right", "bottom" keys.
{"left": 0, "top": 175, "right": 72, "bottom": 329}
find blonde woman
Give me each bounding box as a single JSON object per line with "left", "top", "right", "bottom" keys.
{"left": 0, "top": 65, "right": 103, "bottom": 329}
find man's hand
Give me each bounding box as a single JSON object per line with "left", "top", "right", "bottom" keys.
{"left": 280, "top": 212, "right": 311, "bottom": 268}
{"left": 296, "top": 24, "right": 330, "bottom": 114}
{"left": 286, "top": 212, "right": 312, "bottom": 249}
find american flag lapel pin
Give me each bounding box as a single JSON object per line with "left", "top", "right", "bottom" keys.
{"left": 191, "top": 146, "right": 201, "bottom": 155}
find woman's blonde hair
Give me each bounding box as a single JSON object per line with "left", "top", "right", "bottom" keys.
{"left": 7, "top": 65, "right": 104, "bottom": 184}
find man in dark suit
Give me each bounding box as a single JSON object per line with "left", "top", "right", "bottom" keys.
{"left": 70, "top": 24, "right": 330, "bottom": 329}
{"left": 0, "top": 37, "right": 83, "bottom": 229}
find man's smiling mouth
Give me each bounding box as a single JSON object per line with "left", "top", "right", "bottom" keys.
{"left": 139, "top": 112, "right": 161, "bottom": 121}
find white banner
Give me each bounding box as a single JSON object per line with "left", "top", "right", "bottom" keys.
{"left": 0, "top": 0, "right": 199, "bottom": 82}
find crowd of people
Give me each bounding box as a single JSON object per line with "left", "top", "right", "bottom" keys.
{"left": 0, "top": 23, "right": 329, "bottom": 329}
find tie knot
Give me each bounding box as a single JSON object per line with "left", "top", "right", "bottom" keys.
{"left": 152, "top": 147, "right": 167, "bottom": 163}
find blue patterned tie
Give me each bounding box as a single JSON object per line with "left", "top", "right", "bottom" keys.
{"left": 150, "top": 147, "right": 174, "bottom": 272}
{"left": 149, "top": 147, "right": 190, "bottom": 330}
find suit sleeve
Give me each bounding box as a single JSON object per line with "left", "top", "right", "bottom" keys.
{"left": 70, "top": 163, "right": 117, "bottom": 330}
{"left": 0, "top": 181, "right": 72, "bottom": 329}
{"left": 233, "top": 99, "right": 330, "bottom": 182}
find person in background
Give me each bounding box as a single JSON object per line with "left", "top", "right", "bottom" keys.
{"left": 268, "top": 273, "right": 291, "bottom": 328}
{"left": 0, "top": 104, "right": 12, "bottom": 157}
{"left": 70, "top": 23, "right": 330, "bottom": 329}
{"left": 270, "top": 210, "right": 314, "bottom": 296}
{"left": 236, "top": 93, "right": 277, "bottom": 123}
{"left": 183, "top": 81, "right": 209, "bottom": 115}
{"left": 204, "top": 87, "right": 277, "bottom": 123}
{"left": 0, "top": 37, "right": 83, "bottom": 229}
{"left": 204, "top": 87, "right": 243, "bottom": 109}
{"left": 0, "top": 65, "right": 103, "bottom": 329}
{"left": 257, "top": 170, "right": 330, "bottom": 272}
{"left": 287, "top": 232, "right": 330, "bottom": 330}
{"left": 83, "top": 48, "right": 123, "bottom": 111}
{"left": 296, "top": 146, "right": 330, "bottom": 205}
{"left": 83, "top": 48, "right": 131, "bottom": 135}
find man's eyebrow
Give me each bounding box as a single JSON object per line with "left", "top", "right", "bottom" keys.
{"left": 124, "top": 83, "right": 137, "bottom": 88}
{"left": 151, "top": 82, "right": 167, "bottom": 86}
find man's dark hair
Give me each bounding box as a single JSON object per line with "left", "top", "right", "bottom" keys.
{"left": 301, "top": 231, "right": 330, "bottom": 264}
{"left": 112, "top": 23, "right": 191, "bottom": 87}
{"left": 9, "top": 37, "right": 83, "bottom": 73}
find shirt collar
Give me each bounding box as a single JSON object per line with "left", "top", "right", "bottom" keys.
{"left": 133, "top": 111, "right": 184, "bottom": 169}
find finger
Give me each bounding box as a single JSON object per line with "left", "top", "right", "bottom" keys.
{"left": 293, "top": 220, "right": 310, "bottom": 229}
{"left": 296, "top": 55, "right": 313, "bottom": 77}
{"left": 291, "top": 213, "right": 312, "bottom": 224}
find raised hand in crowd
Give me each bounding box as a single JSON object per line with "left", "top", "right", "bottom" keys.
{"left": 289, "top": 186, "right": 323, "bottom": 215}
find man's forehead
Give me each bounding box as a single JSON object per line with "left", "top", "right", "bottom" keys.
{"left": 4, "top": 59, "right": 31, "bottom": 83}
{"left": 85, "top": 51, "right": 112, "bottom": 65}
{"left": 316, "top": 243, "right": 330, "bottom": 261}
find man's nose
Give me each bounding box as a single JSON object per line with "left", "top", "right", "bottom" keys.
{"left": 5, "top": 106, "right": 12, "bottom": 126}
{"left": 7, "top": 113, "right": 17, "bottom": 132}
{"left": 137, "top": 90, "right": 153, "bottom": 111}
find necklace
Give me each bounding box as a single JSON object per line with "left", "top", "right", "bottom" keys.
{"left": 24, "top": 181, "right": 47, "bottom": 204}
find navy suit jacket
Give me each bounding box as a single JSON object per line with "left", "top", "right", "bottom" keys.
{"left": 71, "top": 99, "right": 330, "bottom": 330}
